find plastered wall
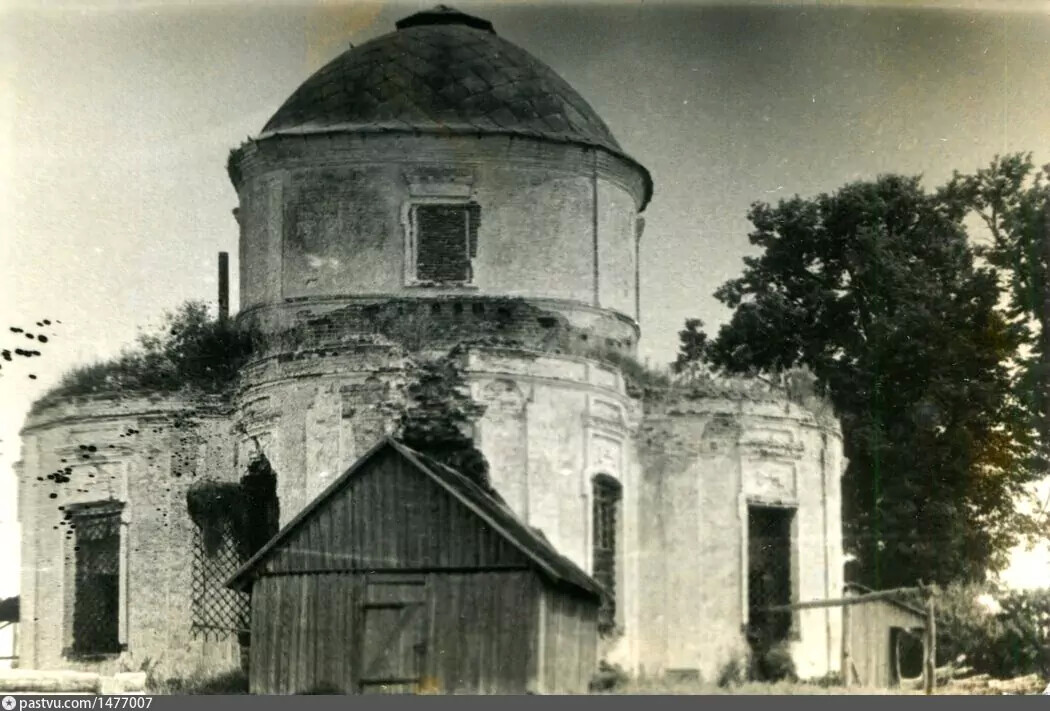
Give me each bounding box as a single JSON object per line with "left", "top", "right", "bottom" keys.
{"left": 633, "top": 397, "right": 845, "bottom": 681}
{"left": 232, "top": 134, "right": 646, "bottom": 323}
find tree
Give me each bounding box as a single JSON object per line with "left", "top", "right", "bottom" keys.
{"left": 672, "top": 318, "right": 710, "bottom": 375}
{"left": 943, "top": 154, "right": 1050, "bottom": 470}
{"left": 697, "top": 174, "right": 1036, "bottom": 587}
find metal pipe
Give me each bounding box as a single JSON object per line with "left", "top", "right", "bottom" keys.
{"left": 218, "top": 251, "right": 230, "bottom": 321}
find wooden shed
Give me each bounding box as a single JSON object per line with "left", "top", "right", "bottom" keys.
{"left": 842, "top": 583, "right": 926, "bottom": 688}
{"left": 226, "top": 437, "right": 602, "bottom": 695}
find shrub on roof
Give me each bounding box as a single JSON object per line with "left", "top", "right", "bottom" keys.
{"left": 37, "top": 301, "right": 255, "bottom": 406}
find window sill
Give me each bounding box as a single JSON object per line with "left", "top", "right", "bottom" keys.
{"left": 404, "top": 281, "right": 479, "bottom": 290}
{"left": 63, "top": 651, "right": 123, "bottom": 663}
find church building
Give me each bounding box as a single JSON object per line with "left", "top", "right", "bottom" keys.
{"left": 16, "top": 6, "right": 845, "bottom": 688}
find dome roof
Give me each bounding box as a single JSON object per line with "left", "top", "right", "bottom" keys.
{"left": 261, "top": 6, "right": 630, "bottom": 162}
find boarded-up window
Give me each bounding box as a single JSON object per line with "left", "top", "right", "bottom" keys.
{"left": 411, "top": 203, "right": 480, "bottom": 284}
{"left": 70, "top": 502, "right": 122, "bottom": 656}
{"left": 592, "top": 475, "right": 622, "bottom": 634}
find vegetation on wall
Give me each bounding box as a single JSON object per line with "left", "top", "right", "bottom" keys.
{"left": 186, "top": 479, "right": 241, "bottom": 556}
{"left": 674, "top": 165, "right": 1043, "bottom": 589}
{"left": 0, "top": 595, "right": 18, "bottom": 622}
{"left": 38, "top": 301, "right": 256, "bottom": 407}
{"left": 395, "top": 345, "right": 491, "bottom": 492}
{"left": 185, "top": 453, "right": 279, "bottom": 561}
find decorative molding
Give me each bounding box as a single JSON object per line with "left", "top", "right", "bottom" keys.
{"left": 590, "top": 364, "right": 620, "bottom": 390}
{"left": 481, "top": 378, "right": 527, "bottom": 413}
{"left": 402, "top": 166, "right": 476, "bottom": 198}
{"left": 586, "top": 396, "right": 628, "bottom": 436}
{"left": 738, "top": 427, "right": 805, "bottom": 459}
{"left": 742, "top": 460, "right": 798, "bottom": 504}
{"left": 589, "top": 432, "right": 623, "bottom": 477}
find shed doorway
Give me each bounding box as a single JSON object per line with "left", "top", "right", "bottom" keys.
{"left": 890, "top": 627, "right": 924, "bottom": 686}
{"left": 358, "top": 578, "right": 430, "bottom": 694}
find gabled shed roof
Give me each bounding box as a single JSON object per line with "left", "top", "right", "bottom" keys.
{"left": 226, "top": 437, "right": 601, "bottom": 598}
{"left": 844, "top": 582, "right": 926, "bottom": 619}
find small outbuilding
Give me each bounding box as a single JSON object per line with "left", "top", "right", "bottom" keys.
{"left": 227, "top": 437, "right": 602, "bottom": 695}
{"left": 842, "top": 583, "right": 927, "bottom": 688}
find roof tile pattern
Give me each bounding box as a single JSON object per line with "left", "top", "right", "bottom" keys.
{"left": 261, "top": 9, "right": 624, "bottom": 157}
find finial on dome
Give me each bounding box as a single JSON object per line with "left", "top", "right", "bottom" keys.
{"left": 395, "top": 5, "right": 496, "bottom": 33}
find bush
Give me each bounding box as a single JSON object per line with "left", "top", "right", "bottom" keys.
{"left": 717, "top": 656, "right": 748, "bottom": 688}
{"left": 589, "top": 660, "right": 629, "bottom": 692}
{"left": 926, "top": 582, "right": 1050, "bottom": 679}
{"left": 38, "top": 301, "right": 256, "bottom": 405}
{"left": 811, "top": 671, "right": 843, "bottom": 688}
{"left": 757, "top": 642, "right": 798, "bottom": 683}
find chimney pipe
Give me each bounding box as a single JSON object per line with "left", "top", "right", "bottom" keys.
{"left": 218, "top": 251, "right": 229, "bottom": 322}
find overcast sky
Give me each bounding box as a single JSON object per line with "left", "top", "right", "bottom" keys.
{"left": 2, "top": 0, "right": 1050, "bottom": 597}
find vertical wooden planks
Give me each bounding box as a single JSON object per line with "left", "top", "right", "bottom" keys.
{"left": 535, "top": 581, "right": 547, "bottom": 694}
{"left": 249, "top": 578, "right": 267, "bottom": 694}
{"left": 235, "top": 445, "right": 601, "bottom": 696}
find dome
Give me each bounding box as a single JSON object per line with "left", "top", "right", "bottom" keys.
{"left": 260, "top": 6, "right": 629, "bottom": 161}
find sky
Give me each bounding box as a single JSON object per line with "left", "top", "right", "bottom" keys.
{"left": 1, "top": 0, "right": 1050, "bottom": 598}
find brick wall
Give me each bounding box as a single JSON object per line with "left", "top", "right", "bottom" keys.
{"left": 18, "top": 395, "right": 242, "bottom": 679}
{"left": 238, "top": 295, "right": 639, "bottom": 360}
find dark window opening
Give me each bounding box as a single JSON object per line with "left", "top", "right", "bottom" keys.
{"left": 747, "top": 505, "right": 795, "bottom": 645}
{"left": 592, "top": 474, "right": 622, "bottom": 635}
{"left": 891, "top": 627, "right": 924, "bottom": 685}
{"left": 189, "top": 455, "right": 278, "bottom": 646}
{"left": 71, "top": 502, "right": 122, "bottom": 657}
{"left": 413, "top": 203, "right": 480, "bottom": 285}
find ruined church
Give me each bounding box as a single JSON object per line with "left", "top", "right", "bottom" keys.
{"left": 16, "top": 6, "right": 845, "bottom": 689}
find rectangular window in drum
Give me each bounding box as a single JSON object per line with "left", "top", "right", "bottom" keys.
{"left": 410, "top": 203, "right": 480, "bottom": 285}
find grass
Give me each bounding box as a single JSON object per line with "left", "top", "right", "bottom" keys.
{"left": 149, "top": 669, "right": 248, "bottom": 695}
{"left": 598, "top": 679, "right": 906, "bottom": 695}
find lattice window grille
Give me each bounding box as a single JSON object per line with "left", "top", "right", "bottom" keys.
{"left": 71, "top": 505, "right": 122, "bottom": 657}
{"left": 190, "top": 522, "right": 249, "bottom": 641}
{"left": 592, "top": 475, "right": 622, "bottom": 635}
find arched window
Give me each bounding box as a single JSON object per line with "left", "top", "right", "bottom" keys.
{"left": 592, "top": 474, "right": 622, "bottom": 634}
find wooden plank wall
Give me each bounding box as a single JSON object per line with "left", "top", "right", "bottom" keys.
{"left": 261, "top": 449, "right": 529, "bottom": 574}
{"left": 250, "top": 573, "right": 359, "bottom": 694}
{"left": 427, "top": 571, "right": 539, "bottom": 694}
{"left": 541, "top": 585, "right": 599, "bottom": 694}
{"left": 248, "top": 570, "right": 549, "bottom": 695}
{"left": 847, "top": 599, "right": 925, "bottom": 688}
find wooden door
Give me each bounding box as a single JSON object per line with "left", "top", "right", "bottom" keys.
{"left": 358, "top": 578, "right": 429, "bottom": 694}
